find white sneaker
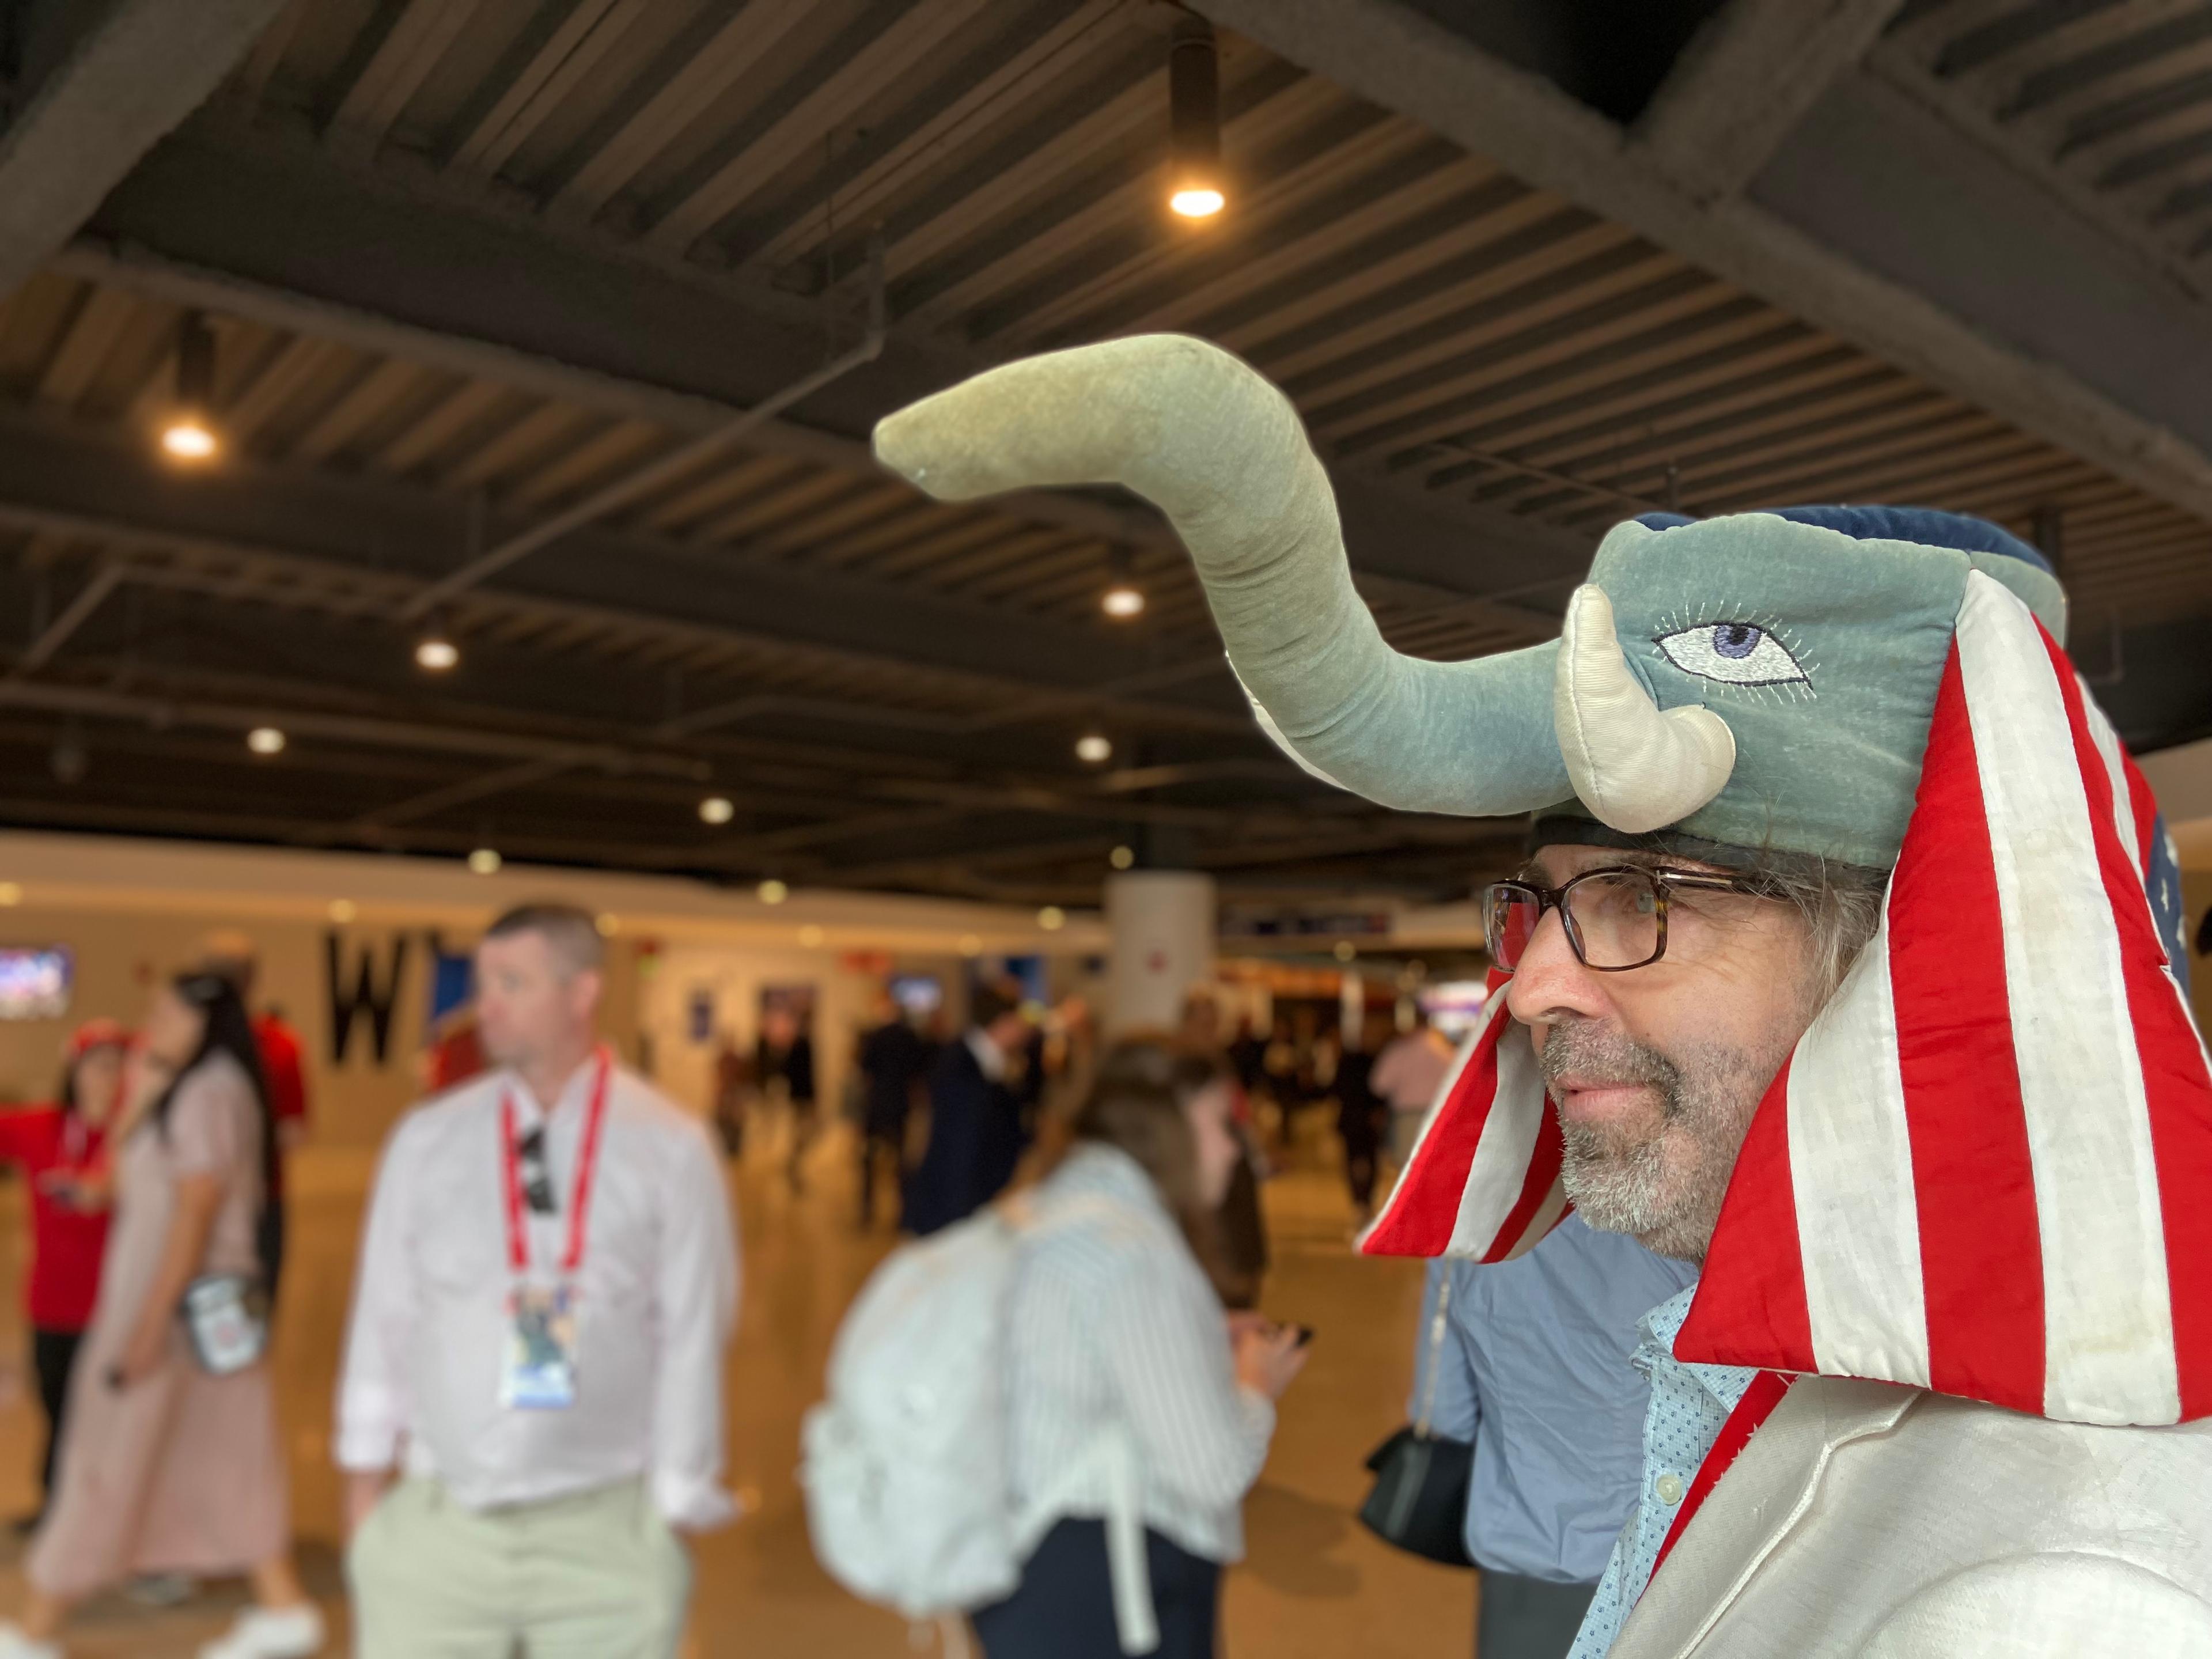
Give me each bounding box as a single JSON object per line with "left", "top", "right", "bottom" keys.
{"left": 196, "top": 1604, "right": 325, "bottom": 1659}
{"left": 0, "top": 1620, "right": 62, "bottom": 1659}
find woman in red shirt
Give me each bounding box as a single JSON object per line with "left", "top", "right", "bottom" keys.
{"left": 0, "top": 1021, "right": 127, "bottom": 1527}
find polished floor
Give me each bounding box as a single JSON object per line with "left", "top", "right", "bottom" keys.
{"left": 0, "top": 1108, "right": 1475, "bottom": 1657}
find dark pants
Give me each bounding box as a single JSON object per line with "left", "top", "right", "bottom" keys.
{"left": 257, "top": 1200, "right": 287, "bottom": 1313}
{"left": 31, "top": 1325, "right": 84, "bottom": 1505}
{"left": 1476, "top": 1571, "right": 1599, "bottom": 1659}
{"left": 858, "top": 1114, "right": 905, "bottom": 1225}
{"left": 974, "top": 1518, "right": 1221, "bottom": 1659}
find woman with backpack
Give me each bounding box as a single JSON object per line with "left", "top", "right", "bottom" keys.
{"left": 2, "top": 972, "right": 323, "bottom": 1659}
{"left": 974, "top": 1041, "right": 1309, "bottom": 1658}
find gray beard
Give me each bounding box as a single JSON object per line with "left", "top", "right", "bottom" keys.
{"left": 1539, "top": 1023, "right": 1771, "bottom": 1263}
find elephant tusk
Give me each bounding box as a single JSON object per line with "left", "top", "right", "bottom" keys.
{"left": 1554, "top": 585, "right": 1736, "bottom": 835}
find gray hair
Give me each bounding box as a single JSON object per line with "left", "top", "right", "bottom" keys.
{"left": 1753, "top": 858, "right": 1887, "bottom": 1005}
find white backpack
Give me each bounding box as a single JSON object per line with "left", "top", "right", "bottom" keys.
{"left": 801, "top": 1196, "right": 1158, "bottom": 1653}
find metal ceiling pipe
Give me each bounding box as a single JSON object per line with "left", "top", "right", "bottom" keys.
{"left": 402, "top": 231, "right": 889, "bottom": 620}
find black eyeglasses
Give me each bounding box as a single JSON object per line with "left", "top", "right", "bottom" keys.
{"left": 1484, "top": 865, "right": 1773, "bottom": 973}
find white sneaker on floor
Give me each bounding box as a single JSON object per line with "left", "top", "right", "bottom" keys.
{"left": 0, "top": 1621, "right": 62, "bottom": 1659}
{"left": 196, "top": 1605, "right": 325, "bottom": 1659}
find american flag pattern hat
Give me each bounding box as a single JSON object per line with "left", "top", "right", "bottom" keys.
{"left": 1363, "top": 571, "right": 2212, "bottom": 1427}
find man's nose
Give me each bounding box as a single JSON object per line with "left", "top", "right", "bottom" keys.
{"left": 1504, "top": 904, "right": 1615, "bottom": 1028}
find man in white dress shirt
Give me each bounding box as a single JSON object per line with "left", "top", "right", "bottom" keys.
{"left": 337, "top": 903, "right": 740, "bottom": 1658}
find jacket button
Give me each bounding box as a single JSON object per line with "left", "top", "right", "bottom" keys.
{"left": 1654, "top": 1473, "right": 1686, "bottom": 1506}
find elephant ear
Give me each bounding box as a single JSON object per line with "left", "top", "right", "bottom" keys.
{"left": 1679, "top": 571, "right": 2212, "bottom": 1428}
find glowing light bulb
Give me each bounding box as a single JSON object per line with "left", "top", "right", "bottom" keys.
{"left": 1101, "top": 584, "right": 1146, "bottom": 619}
{"left": 1169, "top": 187, "right": 1225, "bottom": 219}
{"left": 798, "top": 925, "right": 825, "bottom": 948}
{"left": 468, "top": 847, "right": 502, "bottom": 875}
{"left": 246, "top": 726, "right": 286, "bottom": 756}
{"left": 699, "top": 796, "right": 735, "bottom": 825}
{"left": 757, "top": 879, "right": 789, "bottom": 906}
{"left": 1075, "top": 733, "right": 1112, "bottom": 764}
{"left": 161, "top": 417, "right": 219, "bottom": 462}
{"left": 1037, "top": 906, "right": 1067, "bottom": 931}
{"left": 1109, "top": 845, "right": 1135, "bottom": 871}
{"left": 415, "top": 634, "right": 460, "bottom": 672}
{"left": 328, "top": 899, "right": 358, "bottom": 923}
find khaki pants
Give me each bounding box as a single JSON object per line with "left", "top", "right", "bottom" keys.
{"left": 347, "top": 1476, "right": 690, "bottom": 1658}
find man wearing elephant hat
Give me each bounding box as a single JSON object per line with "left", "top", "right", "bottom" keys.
{"left": 874, "top": 334, "right": 2212, "bottom": 1658}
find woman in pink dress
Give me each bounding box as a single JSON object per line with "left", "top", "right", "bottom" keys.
{"left": 1, "top": 973, "right": 323, "bottom": 1659}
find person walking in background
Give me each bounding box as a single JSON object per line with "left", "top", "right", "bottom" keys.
{"left": 855, "top": 993, "right": 927, "bottom": 1226}
{"left": 972, "top": 1040, "right": 1308, "bottom": 1659}
{"left": 197, "top": 934, "right": 309, "bottom": 1309}
{"left": 5, "top": 974, "right": 320, "bottom": 1659}
{"left": 337, "top": 903, "right": 739, "bottom": 1659}
{"left": 1373, "top": 1006, "right": 1455, "bottom": 1172}
{"left": 902, "top": 978, "right": 1034, "bottom": 1236}
{"left": 710, "top": 1031, "right": 751, "bottom": 1158}
{"left": 1414, "top": 1219, "right": 1695, "bottom": 1659}
{"left": 0, "top": 1021, "right": 128, "bottom": 1532}
{"left": 1332, "top": 1010, "right": 1391, "bottom": 1225}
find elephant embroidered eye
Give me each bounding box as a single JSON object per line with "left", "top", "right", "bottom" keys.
{"left": 1654, "top": 623, "right": 1810, "bottom": 687}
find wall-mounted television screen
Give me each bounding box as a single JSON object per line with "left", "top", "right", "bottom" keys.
{"left": 0, "top": 946, "right": 72, "bottom": 1021}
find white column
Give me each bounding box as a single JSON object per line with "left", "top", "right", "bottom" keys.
{"left": 1105, "top": 870, "right": 1217, "bottom": 1035}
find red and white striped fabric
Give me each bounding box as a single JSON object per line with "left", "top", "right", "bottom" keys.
{"left": 1364, "top": 572, "right": 2212, "bottom": 1426}
{"left": 1358, "top": 970, "right": 1565, "bottom": 1262}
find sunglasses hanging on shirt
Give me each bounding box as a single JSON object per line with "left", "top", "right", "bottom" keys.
{"left": 517, "top": 1126, "right": 558, "bottom": 1215}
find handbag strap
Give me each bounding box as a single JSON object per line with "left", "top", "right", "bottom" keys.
{"left": 1413, "top": 1269, "right": 1454, "bottom": 1438}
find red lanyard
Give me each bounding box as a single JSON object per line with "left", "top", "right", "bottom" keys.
{"left": 498, "top": 1048, "right": 612, "bottom": 1279}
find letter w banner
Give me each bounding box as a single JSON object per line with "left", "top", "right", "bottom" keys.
{"left": 1364, "top": 573, "right": 2212, "bottom": 1429}
{"left": 327, "top": 932, "right": 411, "bottom": 1066}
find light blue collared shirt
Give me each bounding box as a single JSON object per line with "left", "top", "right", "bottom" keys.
{"left": 1566, "top": 1286, "right": 1759, "bottom": 1658}
{"left": 1414, "top": 1217, "right": 1699, "bottom": 1583}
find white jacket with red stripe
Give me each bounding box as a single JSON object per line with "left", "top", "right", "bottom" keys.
{"left": 1610, "top": 1376, "right": 2212, "bottom": 1659}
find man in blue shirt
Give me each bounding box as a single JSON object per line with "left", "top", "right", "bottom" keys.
{"left": 1415, "top": 1217, "right": 1695, "bottom": 1657}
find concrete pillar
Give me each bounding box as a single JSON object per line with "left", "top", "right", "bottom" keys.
{"left": 1105, "top": 870, "right": 1216, "bottom": 1035}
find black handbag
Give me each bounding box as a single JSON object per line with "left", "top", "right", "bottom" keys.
{"left": 1357, "top": 1272, "right": 1474, "bottom": 1566}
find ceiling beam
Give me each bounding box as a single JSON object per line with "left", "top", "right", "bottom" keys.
{"left": 0, "top": 0, "right": 293, "bottom": 298}
{"left": 1190, "top": 0, "right": 2212, "bottom": 528}
{"left": 0, "top": 409, "right": 1263, "bottom": 738}
{"left": 68, "top": 124, "right": 1594, "bottom": 619}
{"left": 1634, "top": 0, "right": 1907, "bottom": 202}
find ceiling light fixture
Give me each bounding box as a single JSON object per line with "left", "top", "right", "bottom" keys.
{"left": 159, "top": 313, "right": 222, "bottom": 464}
{"left": 0, "top": 882, "right": 22, "bottom": 907}
{"left": 1037, "top": 906, "right": 1067, "bottom": 931}
{"left": 798, "top": 924, "right": 825, "bottom": 948}
{"left": 1167, "top": 18, "right": 1226, "bottom": 220}
{"left": 757, "top": 878, "right": 789, "bottom": 906}
{"left": 1101, "top": 544, "right": 1145, "bottom": 620}
{"left": 699, "top": 795, "right": 735, "bottom": 825}
{"left": 958, "top": 933, "right": 984, "bottom": 957}
{"left": 328, "top": 899, "right": 358, "bottom": 924}
{"left": 246, "top": 726, "right": 286, "bottom": 756}
{"left": 1334, "top": 940, "right": 1358, "bottom": 963}
{"left": 414, "top": 628, "right": 460, "bottom": 672}
{"left": 468, "top": 847, "right": 502, "bottom": 875}
{"left": 1109, "top": 844, "right": 1135, "bottom": 870}
{"left": 1075, "top": 732, "right": 1113, "bottom": 764}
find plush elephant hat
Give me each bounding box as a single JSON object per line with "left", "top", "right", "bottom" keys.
{"left": 877, "top": 335, "right": 2212, "bottom": 1429}
{"left": 874, "top": 335, "right": 2065, "bottom": 874}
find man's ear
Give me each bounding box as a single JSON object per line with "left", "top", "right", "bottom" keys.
{"left": 572, "top": 969, "right": 605, "bottom": 1020}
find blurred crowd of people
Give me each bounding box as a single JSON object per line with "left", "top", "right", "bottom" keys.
{"left": 0, "top": 921, "right": 1671, "bottom": 1659}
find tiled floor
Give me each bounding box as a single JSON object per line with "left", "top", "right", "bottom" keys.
{"left": 0, "top": 1108, "right": 1474, "bottom": 1656}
